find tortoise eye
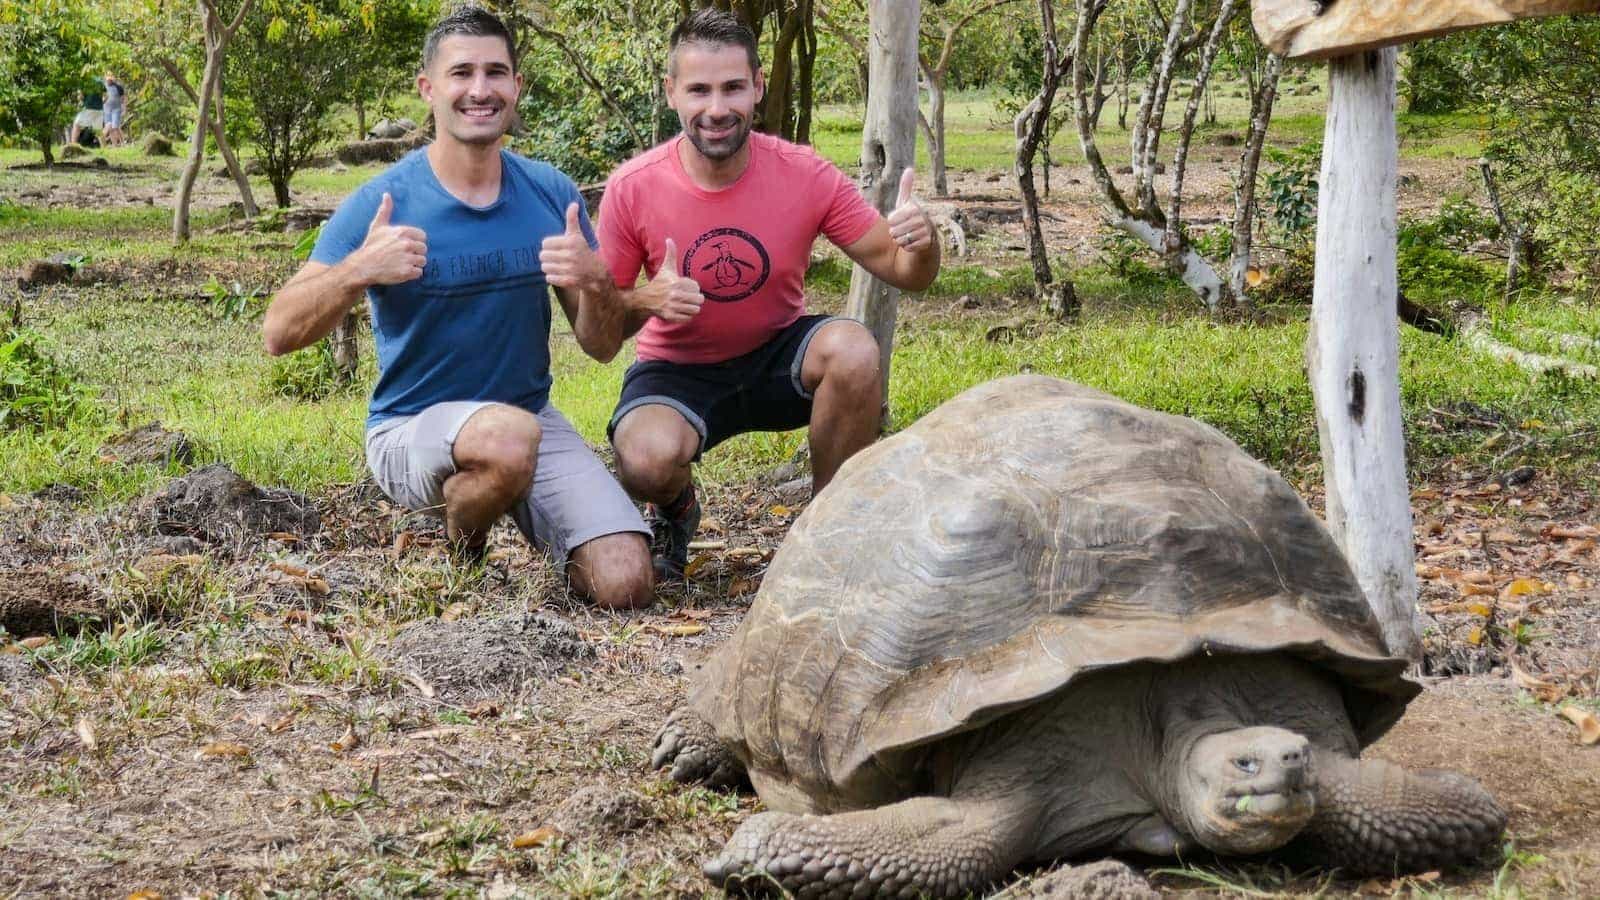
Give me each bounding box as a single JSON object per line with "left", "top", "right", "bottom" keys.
{"left": 1233, "top": 757, "right": 1260, "bottom": 775}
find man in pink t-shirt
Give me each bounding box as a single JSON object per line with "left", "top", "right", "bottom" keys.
{"left": 595, "top": 9, "right": 941, "bottom": 580}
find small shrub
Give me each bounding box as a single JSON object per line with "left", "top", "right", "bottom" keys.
{"left": 266, "top": 339, "right": 346, "bottom": 400}
{"left": 1260, "top": 141, "right": 1321, "bottom": 245}
{"left": 1097, "top": 228, "right": 1170, "bottom": 289}
{"left": 205, "top": 276, "right": 266, "bottom": 320}
{"left": 0, "top": 326, "right": 96, "bottom": 432}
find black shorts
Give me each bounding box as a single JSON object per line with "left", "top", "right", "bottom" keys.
{"left": 608, "top": 314, "right": 837, "bottom": 459}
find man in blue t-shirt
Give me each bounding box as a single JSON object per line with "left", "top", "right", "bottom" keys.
{"left": 262, "top": 6, "right": 652, "bottom": 609}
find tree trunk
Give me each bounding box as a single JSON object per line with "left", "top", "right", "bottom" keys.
{"left": 926, "top": 75, "right": 948, "bottom": 197}
{"left": 331, "top": 311, "right": 361, "bottom": 383}
{"left": 845, "top": 0, "right": 921, "bottom": 415}
{"left": 1230, "top": 53, "right": 1284, "bottom": 302}
{"left": 355, "top": 97, "right": 366, "bottom": 142}
{"left": 175, "top": 36, "right": 224, "bottom": 243}
{"left": 158, "top": 56, "right": 257, "bottom": 217}
{"left": 1015, "top": 1, "right": 1077, "bottom": 319}
{"left": 1306, "top": 48, "right": 1421, "bottom": 663}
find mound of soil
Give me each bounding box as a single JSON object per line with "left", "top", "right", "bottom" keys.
{"left": 998, "top": 860, "right": 1157, "bottom": 899}
{"left": 551, "top": 785, "right": 652, "bottom": 839}
{"left": 100, "top": 423, "right": 195, "bottom": 468}
{"left": 0, "top": 569, "right": 103, "bottom": 637}
{"left": 382, "top": 613, "right": 595, "bottom": 700}
{"left": 141, "top": 134, "right": 175, "bottom": 156}
{"left": 336, "top": 136, "right": 426, "bottom": 166}
{"left": 142, "top": 464, "right": 320, "bottom": 545}
{"left": 0, "top": 652, "right": 44, "bottom": 693}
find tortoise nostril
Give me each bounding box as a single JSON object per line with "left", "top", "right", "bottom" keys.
{"left": 1282, "top": 748, "right": 1305, "bottom": 767}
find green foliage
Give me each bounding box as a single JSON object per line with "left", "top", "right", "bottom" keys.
{"left": 515, "top": 1, "right": 676, "bottom": 183}
{"left": 0, "top": 4, "right": 95, "bottom": 164}
{"left": 1096, "top": 228, "right": 1172, "bottom": 289}
{"left": 205, "top": 275, "right": 265, "bottom": 320}
{"left": 227, "top": 0, "right": 433, "bottom": 207}
{"left": 1259, "top": 141, "right": 1320, "bottom": 245}
{"left": 266, "top": 339, "right": 347, "bottom": 400}
{"left": 0, "top": 326, "right": 96, "bottom": 432}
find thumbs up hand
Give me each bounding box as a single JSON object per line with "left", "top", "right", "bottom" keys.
{"left": 636, "top": 238, "right": 704, "bottom": 323}
{"left": 886, "top": 167, "right": 935, "bottom": 253}
{"left": 540, "top": 202, "right": 610, "bottom": 294}
{"left": 354, "top": 192, "right": 428, "bottom": 285}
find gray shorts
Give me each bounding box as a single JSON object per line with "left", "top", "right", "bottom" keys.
{"left": 365, "top": 401, "right": 647, "bottom": 564}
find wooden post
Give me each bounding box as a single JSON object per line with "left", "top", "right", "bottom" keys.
{"left": 1306, "top": 48, "right": 1421, "bottom": 662}
{"left": 845, "top": 0, "right": 920, "bottom": 415}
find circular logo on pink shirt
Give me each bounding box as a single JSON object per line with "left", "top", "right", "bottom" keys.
{"left": 683, "top": 227, "right": 770, "bottom": 302}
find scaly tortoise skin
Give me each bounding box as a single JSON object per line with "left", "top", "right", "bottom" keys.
{"left": 654, "top": 375, "right": 1504, "bottom": 898}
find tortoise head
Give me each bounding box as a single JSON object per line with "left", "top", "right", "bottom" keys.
{"left": 1178, "top": 726, "right": 1316, "bottom": 855}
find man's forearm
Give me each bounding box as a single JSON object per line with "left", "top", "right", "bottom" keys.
{"left": 568, "top": 280, "right": 634, "bottom": 363}
{"left": 891, "top": 242, "right": 941, "bottom": 293}
{"left": 263, "top": 262, "right": 370, "bottom": 356}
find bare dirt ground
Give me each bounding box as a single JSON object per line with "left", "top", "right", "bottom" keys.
{"left": 3, "top": 152, "right": 1597, "bottom": 898}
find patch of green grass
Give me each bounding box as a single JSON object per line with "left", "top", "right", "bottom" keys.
{"left": 36, "top": 621, "right": 167, "bottom": 671}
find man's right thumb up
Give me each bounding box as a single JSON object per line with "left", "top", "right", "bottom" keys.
{"left": 368, "top": 192, "right": 393, "bottom": 233}
{"left": 660, "top": 238, "right": 680, "bottom": 278}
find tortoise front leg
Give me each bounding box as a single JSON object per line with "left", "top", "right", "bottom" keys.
{"left": 706, "top": 795, "right": 1036, "bottom": 899}
{"left": 651, "top": 705, "right": 747, "bottom": 789}
{"left": 1290, "top": 751, "right": 1506, "bottom": 875}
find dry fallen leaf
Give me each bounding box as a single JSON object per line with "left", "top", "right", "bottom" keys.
{"left": 1486, "top": 530, "right": 1519, "bottom": 543}
{"left": 683, "top": 552, "right": 713, "bottom": 579}
{"left": 269, "top": 561, "right": 310, "bottom": 578}
{"left": 1545, "top": 524, "right": 1600, "bottom": 540}
{"left": 769, "top": 504, "right": 792, "bottom": 517}
{"left": 1459, "top": 583, "right": 1496, "bottom": 598}
{"left": 725, "top": 546, "right": 764, "bottom": 560}
{"left": 19, "top": 636, "right": 50, "bottom": 650}
{"left": 392, "top": 530, "right": 415, "bottom": 558}
{"left": 1466, "top": 626, "right": 1485, "bottom": 646}
{"left": 511, "top": 826, "right": 560, "bottom": 849}
{"left": 75, "top": 717, "right": 97, "bottom": 751}
{"left": 1466, "top": 602, "right": 1494, "bottom": 618}
{"left": 647, "top": 623, "right": 706, "bottom": 638}
{"left": 1459, "top": 570, "right": 1496, "bottom": 585}
{"left": 440, "top": 601, "right": 472, "bottom": 622}
{"left": 198, "top": 741, "right": 251, "bottom": 759}
{"left": 266, "top": 711, "right": 297, "bottom": 734}
{"left": 331, "top": 725, "right": 361, "bottom": 753}
{"left": 402, "top": 671, "right": 436, "bottom": 699}
{"left": 127, "top": 891, "right": 162, "bottom": 900}
{"left": 1504, "top": 578, "right": 1546, "bottom": 598}
{"left": 727, "top": 576, "right": 760, "bottom": 598}
{"left": 303, "top": 577, "right": 331, "bottom": 596}
{"left": 465, "top": 700, "right": 501, "bottom": 720}
{"left": 1512, "top": 665, "right": 1566, "bottom": 704}
{"left": 1559, "top": 706, "right": 1600, "bottom": 745}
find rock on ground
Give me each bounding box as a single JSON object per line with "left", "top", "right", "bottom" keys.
{"left": 142, "top": 464, "right": 320, "bottom": 545}
{"left": 551, "top": 785, "right": 651, "bottom": 839}
{"left": 996, "top": 861, "right": 1158, "bottom": 899}
{"left": 100, "top": 423, "right": 195, "bottom": 468}
{"left": 381, "top": 613, "right": 595, "bottom": 700}
{"left": 141, "top": 134, "right": 175, "bottom": 156}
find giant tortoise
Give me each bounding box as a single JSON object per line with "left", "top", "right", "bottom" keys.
{"left": 653, "top": 375, "right": 1505, "bottom": 898}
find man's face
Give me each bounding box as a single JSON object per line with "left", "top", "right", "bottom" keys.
{"left": 666, "top": 42, "right": 763, "bottom": 163}
{"left": 418, "top": 34, "right": 521, "bottom": 147}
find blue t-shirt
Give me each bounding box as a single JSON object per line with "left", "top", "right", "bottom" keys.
{"left": 311, "top": 148, "right": 596, "bottom": 429}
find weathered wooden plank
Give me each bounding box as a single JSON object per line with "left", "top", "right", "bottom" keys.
{"left": 1253, "top": 0, "right": 1600, "bottom": 59}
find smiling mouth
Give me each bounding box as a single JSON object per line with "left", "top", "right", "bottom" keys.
{"left": 460, "top": 105, "right": 500, "bottom": 121}
{"left": 697, "top": 121, "right": 738, "bottom": 140}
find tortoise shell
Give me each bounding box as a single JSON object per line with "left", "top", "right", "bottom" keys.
{"left": 690, "top": 376, "right": 1418, "bottom": 813}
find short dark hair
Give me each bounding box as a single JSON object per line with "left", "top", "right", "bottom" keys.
{"left": 422, "top": 5, "right": 518, "bottom": 73}
{"left": 668, "top": 8, "right": 761, "bottom": 77}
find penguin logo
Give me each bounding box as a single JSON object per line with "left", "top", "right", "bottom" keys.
{"left": 683, "top": 227, "right": 770, "bottom": 302}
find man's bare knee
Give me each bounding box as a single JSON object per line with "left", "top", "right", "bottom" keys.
{"left": 455, "top": 405, "right": 541, "bottom": 495}
{"left": 803, "top": 321, "right": 882, "bottom": 397}
{"left": 613, "top": 407, "right": 698, "bottom": 497}
{"left": 569, "top": 533, "right": 653, "bottom": 610}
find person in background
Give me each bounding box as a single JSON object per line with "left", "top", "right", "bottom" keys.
{"left": 102, "top": 74, "right": 127, "bottom": 147}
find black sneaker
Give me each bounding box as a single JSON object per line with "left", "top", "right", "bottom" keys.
{"left": 645, "top": 484, "right": 700, "bottom": 581}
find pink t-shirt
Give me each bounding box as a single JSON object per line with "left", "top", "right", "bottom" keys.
{"left": 598, "top": 132, "right": 880, "bottom": 364}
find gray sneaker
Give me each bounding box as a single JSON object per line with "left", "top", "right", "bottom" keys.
{"left": 645, "top": 485, "right": 700, "bottom": 581}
